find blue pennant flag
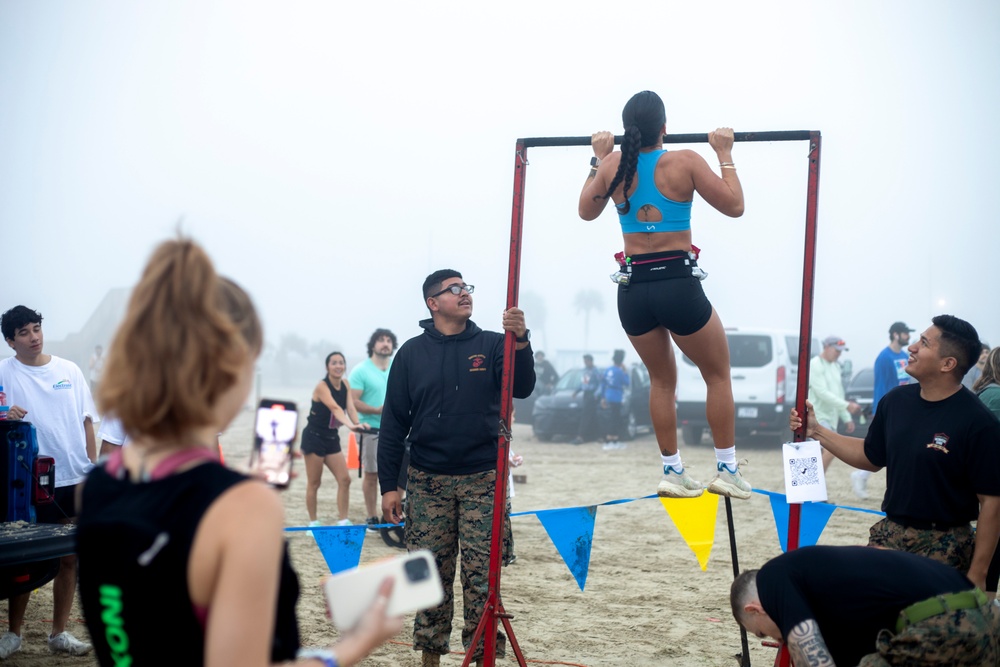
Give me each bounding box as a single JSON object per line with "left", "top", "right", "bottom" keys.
{"left": 536, "top": 506, "right": 597, "bottom": 591}
{"left": 312, "top": 526, "right": 367, "bottom": 574}
{"left": 767, "top": 492, "right": 838, "bottom": 552}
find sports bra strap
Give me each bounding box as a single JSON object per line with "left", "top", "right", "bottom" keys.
{"left": 147, "top": 448, "right": 220, "bottom": 481}
{"left": 103, "top": 446, "right": 220, "bottom": 482}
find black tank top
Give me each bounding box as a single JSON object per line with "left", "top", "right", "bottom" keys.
{"left": 306, "top": 376, "right": 348, "bottom": 432}
{"left": 77, "top": 461, "right": 300, "bottom": 666}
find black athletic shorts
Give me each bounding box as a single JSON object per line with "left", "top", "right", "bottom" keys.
{"left": 300, "top": 426, "right": 342, "bottom": 457}
{"left": 616, "top": 251, "right": 713, "bottom": 337}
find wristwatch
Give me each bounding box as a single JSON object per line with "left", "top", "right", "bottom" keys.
{"left": 515, "top": 329, "right": 531, "bottom": 343}
{"left": 590, "top": 156, "right": 601, "bottom": 167}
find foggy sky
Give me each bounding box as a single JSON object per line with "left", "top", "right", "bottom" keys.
{"left": 2, "top": 0, "right": 998, "bottom": 381}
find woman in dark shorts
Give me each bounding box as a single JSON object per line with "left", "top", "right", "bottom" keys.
{"left": 303, "top": 351, "right": 367, "bottom": 529}
{"left": 578, "top": 90, "right": 750, "bottom": 501}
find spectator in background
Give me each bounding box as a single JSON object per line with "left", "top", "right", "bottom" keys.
{"left": 963, "top": 342, "right": 990, "bottom": 390}
{"left": 600, "top": 349, "right": 630, "bottom": 450}
{"left": 0, "top": 306, "right": 97, "bottom": 658}
{"left": 572, "top": 353, "right": 602, "bottom": 444}
{"left": 89, "top": 344, "right": 104, "bottom": 397}
{"left": 349, "top": 328, "right": 397, "bottom": 532}
{"left": 862, "top": 321, "right": 917, "bottom": 499}
{"left": 807, "top": 336, "right": 861, "bottom": 474}
{"left": 534, "top": 351, "right": 559, "bottom": 395}
{"left": 972, "top": 346, "right": 1000, "bottom": 595}
{"left": 303, "top": 352, "right": 368, "bottom": 529}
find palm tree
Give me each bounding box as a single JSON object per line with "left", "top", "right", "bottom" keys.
{"left": 573, "top": 289, "right": 604, "bottom": 351}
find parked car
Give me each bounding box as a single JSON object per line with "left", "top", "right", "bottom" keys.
{"left": 840, "top": 366, "right": 874, "bottom": 438}
{"left": 532, "top": 364, "right": 652, "bottom": 442}
{"left": 675, "top": 328, "right": 819, "bottom": 445}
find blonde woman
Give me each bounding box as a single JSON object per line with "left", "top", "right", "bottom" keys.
{"left": 76, "top": 237, "right": 400, "bottom": 667}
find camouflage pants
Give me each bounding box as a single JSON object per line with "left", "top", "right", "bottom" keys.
{"left": 405, "top": 468, "right": 509, "bottom": 659}
{"left": 868, "top": 518, "right": 975, "bottom": 573}
{"left": 857, "top": 598, "right": 1000, "bottom": 666}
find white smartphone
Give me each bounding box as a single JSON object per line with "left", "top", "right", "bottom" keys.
{"left": 324, "top": 550, "right": 444, "bottom": 631}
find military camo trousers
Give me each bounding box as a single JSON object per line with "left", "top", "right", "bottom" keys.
{"left": 868, "top": 517, "right": 975, "bottom": 573}
{"left": 405, "top": 468, "right": 510, "bottom": 659}
{"left": 857, "top": 597, "right": 1000, "bottom": 666}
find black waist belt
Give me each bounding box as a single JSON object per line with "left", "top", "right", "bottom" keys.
{"left": 888, "top": 516, "right": 971, "bottom": 531}
{"left": 896, "top": 588, "right": 988, "bottom": 632}
{"left": 626, "top": 252, "right": 697, "bottom": 283}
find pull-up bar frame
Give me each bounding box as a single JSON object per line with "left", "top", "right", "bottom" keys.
{"left": 473, "top": 129, "right": 822, "bottom": 667}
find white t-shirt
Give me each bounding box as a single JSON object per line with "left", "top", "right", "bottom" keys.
{"left": 0, "top": 355, "right": 96, "bottom": 487}
{"left": 97, "top": 414, "right": 130, "bottom": 447}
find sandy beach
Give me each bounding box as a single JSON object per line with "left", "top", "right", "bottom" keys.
{"left": 4, "top": 399, "right": 885, "bottom": 667}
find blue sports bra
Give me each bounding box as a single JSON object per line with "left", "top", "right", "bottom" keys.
{"left": 615, "top": 149, "right": 692, "bottom": 233}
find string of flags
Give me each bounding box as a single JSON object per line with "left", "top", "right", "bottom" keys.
{"left": 287, "top": 490, "right": 887, "bottom": 590}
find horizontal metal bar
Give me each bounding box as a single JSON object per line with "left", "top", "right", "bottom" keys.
{"left": 519, "top": 130, "right": 816, "bottom": 148}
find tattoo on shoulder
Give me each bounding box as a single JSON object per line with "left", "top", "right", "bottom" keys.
{"left": 787, "top": 619, "right": 835, "bottom": 667}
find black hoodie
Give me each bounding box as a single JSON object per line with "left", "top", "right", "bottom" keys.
{"left": 377, "top": 318, "right": 535, "bottom": 493}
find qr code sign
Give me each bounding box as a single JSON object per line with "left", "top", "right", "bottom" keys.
{"left": 789, "top": 456, "right": 820, "bottom": 487}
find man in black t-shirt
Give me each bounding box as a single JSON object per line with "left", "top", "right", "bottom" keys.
{"left": 790, "top": 315, "right": 1000, "bottom": 592}
{"left": 731, "top": 546, "right": 1000, "bottom": 666}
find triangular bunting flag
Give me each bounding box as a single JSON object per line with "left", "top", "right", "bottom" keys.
{"left": 313, "top": 525, "right": 367, "bottom": 574}
{"left": 536, "top": 506, "right": 597, "bottom": 591}
{"left": 767, "top": 493, "right": 838, "bottom": 552}
{"left": 659, "top": 494, "right": 719, "bottom": 571}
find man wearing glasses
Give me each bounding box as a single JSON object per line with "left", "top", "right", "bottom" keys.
{"left": 378, "top": 270, "right": 535, "bottom": 667}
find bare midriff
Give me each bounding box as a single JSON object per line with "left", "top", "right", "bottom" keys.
{"left": 622, "top": 228, "right": 693, "bottom": 256}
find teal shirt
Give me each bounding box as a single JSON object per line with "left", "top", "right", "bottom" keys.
{"left": 348, "top": 357, "right": 392, "bottom": 428}
{"left": 977, "top": 384, "right": 1000, "bottom": 421}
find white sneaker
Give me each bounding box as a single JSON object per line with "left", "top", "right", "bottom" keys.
{"left": 336, "top": 518, "right": 353, "bottom": 527}
{"left": 0, "top": 632, "right": 22, "bottom": 659}
{"left": 706, "top": 460, "right": 752, "bottom": 500}
{"left": 307, "top": 519, "right": 321, "bottom": 537}
{"left": 851, "top": 470, "right": 870, "bottom": 499}
{"left": 656, "top": 465, "right": 704, "bottom": 498}
{"left": 48, "top": 631, "right": 92, "bottom": 656}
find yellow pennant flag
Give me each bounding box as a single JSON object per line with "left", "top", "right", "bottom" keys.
{"left": 659, "top": 494, "right": 720, "bottom": 571}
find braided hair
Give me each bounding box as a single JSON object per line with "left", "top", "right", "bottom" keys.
{"left": 596, "top": 91, "right": 667, "bottom": 214}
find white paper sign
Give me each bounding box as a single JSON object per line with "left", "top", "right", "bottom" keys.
{"left": 782, "top": 439, "right": 828, "bottom": 503}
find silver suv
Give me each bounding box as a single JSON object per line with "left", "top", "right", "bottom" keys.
{"left": 675, "top": 328, "right": 818, "bottom": 445}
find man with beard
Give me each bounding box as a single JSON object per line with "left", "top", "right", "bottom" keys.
{"left": 378, "top": 270, "right": 535, "bottom": 667}
{"left": 349, "top": 328, "right": 398, "bottom": 532}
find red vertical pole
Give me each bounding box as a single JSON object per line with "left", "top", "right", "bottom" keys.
{"left": 778, "top": 131, "right": 822, "bottom": 667}
{"left": 465, "top": 141, "right": 529, "bottom": 667}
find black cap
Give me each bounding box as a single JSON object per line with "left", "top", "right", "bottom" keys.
{"left": 889, "top": 321, "right": 915, "bottom": 334}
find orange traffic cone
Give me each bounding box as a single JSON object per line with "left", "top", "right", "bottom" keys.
{"left": 346, "top": 432, "right": 360, "bottom": 470}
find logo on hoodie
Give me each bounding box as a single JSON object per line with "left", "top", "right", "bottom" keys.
{"left": 469, "top": 354, "right": 486, "bottom": 372}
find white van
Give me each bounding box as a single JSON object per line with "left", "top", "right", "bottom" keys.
{"left": 675, "top": 328, "right": 819, "bottom": 445}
